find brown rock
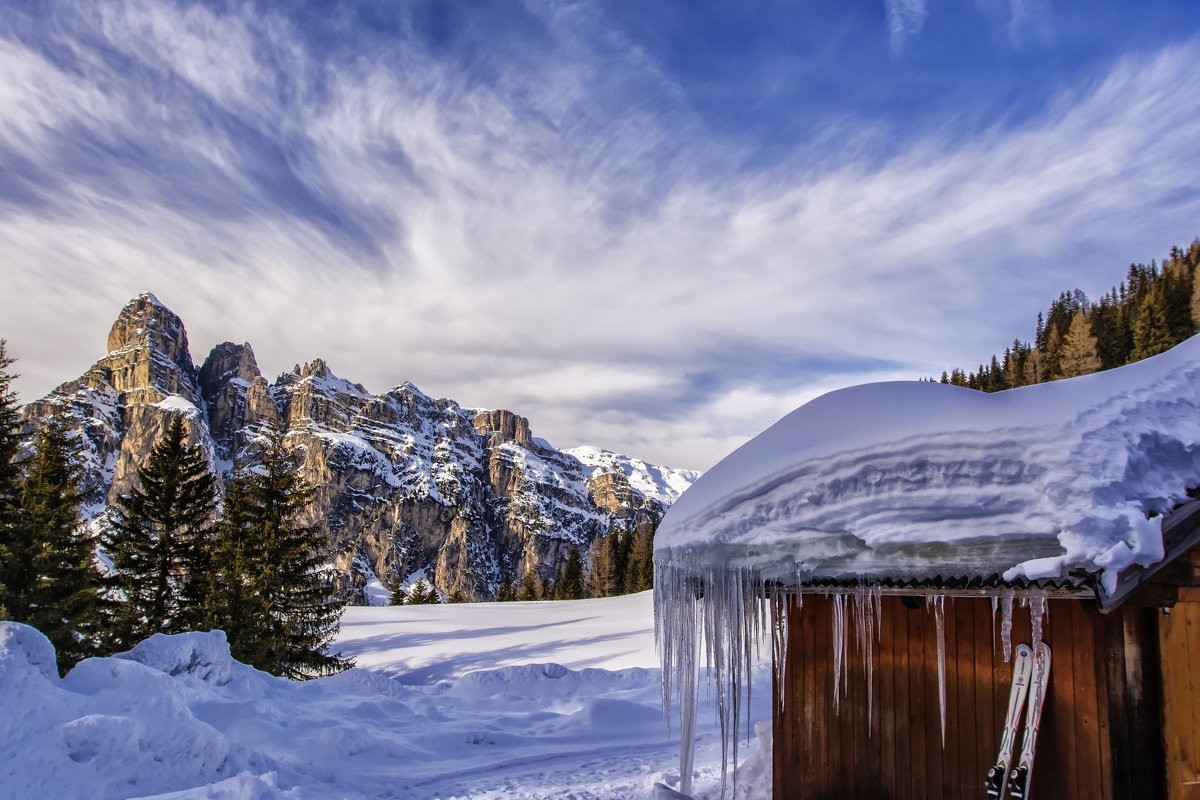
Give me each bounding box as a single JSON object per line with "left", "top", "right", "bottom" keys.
{"left": 473, "top": 409, "right": 532, "bottom": 447}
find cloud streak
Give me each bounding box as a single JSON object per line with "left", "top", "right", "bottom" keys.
{"left": 884, "top": 0, "right": 929, "bottom": 53}
{"left": 1, "top": 1, "right": 1198, "bottom": 470}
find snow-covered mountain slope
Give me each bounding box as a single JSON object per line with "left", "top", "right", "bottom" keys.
{"left": 0, "top": 596, "right": 771, "bottom": 800}
{"left": 566, "top": 445, "right": 701, "bottom": 506}
{"left": 20, "top": 293, "right": 700, "bottom": 602}
{"left": 657, "top": 334, "right": 1200, "bottom": 593}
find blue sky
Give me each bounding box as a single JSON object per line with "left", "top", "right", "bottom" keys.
{"left": 1, "top": 0, "right": 1199, "bottom": 471}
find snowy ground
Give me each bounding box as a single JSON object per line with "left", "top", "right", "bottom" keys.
{"left": 1, "top": 593, "right": 772, "bottom": 800}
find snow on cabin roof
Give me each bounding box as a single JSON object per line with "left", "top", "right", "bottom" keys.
{"left": 655, "top": 335, "right": 1200, "bottom": 597}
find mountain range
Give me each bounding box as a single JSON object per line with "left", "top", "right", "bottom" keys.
{"left": 18, "top": 293, "right": 699, "bottom": 603}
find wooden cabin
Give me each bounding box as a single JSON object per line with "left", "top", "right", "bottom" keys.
{"left": 772, "top": 498, "right": 1200, "bottom": 800}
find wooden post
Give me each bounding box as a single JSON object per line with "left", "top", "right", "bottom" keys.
{"left": 1104, "top": 607, "right": 1166, "bottom": 798}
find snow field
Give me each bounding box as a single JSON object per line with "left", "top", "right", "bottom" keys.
{"left": 1, "top": 593, "right": 772, "bottom": 799}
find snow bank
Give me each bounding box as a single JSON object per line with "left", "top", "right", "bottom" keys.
{"left": 2, "top": 594, "right": 770, "bottom": 800}
{"left": 656, "top": 335, "right": 1200, "bottom": 588}
{"left": 0, "top": 623, "right": 246, "bottom": 800}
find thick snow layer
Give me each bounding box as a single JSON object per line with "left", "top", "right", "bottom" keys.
{"left": 155, "top": 394, "right": 200, "bottom": 414}
{"left": 1, "top": 595, "right": 770, "bottom": 800}
{"left": 657, "top": 337, "right": 1200, "bottom": 590}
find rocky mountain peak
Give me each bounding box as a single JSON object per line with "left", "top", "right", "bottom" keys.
{"left": 199, "top": 342, "right": 260, "bottom": 387}
{"left": 198, "top": 342, "right": 278, "bottom": 460}
{"left": 300, "top": 358, "right": 330, "bottom": 379}
{"left": 473, "top": 409, "right": 532, "bottom": 447}
{"left": 97, "top": 293, "right": 199, "bottom": 406}
{"left": 106, "top": 292, "right": 194, "bottom": 374}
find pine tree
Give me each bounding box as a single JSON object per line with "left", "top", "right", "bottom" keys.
{"left": 1091, "top": 292, "right": 1126, "bottom": 370}
{"left": 556, "top": 547, "right": 585, "bottom": 600}
{"left": 0, "top": 341, "right": 22, "bottom": 619}
{"left": 4, "top": 420, "right": 102, "bottom": 673}
{"left": 1162, "top": 254, "right": 1195, "bottom": 344}
{"left": 102, "top": 417, "right": 217, "bottom": 648}
{"left": 517, "top": 566, "right": 539, "bottom": 601}
{"left": 1040, "top": 324, "right": 1064, "bottom": 381}
{"left": 623, "top": 526, "right": 656, "bottom": 594}
{"left": 1057, "top": 310, "right": 1102, "bottom": 379}
{"left": 447, "top": 587, "right": 465, "bottom": 603}
{"left": 389, "top": 581, "right": 407, "bottom": 606}
{"left": 1191, "top": 265, "right": 1200, "bottom": 332}
{"left": 204, "top": 431, "right": 351, "bottom": 679}
{"left": 589, "top": 533, "right": 614, "bottom": 598}
{"left": 200, "top": 476, "right": 271, "bottom": 664}
{"left": 406, "top": 577, "right": 439, "bottom": 604}
{"left": 495, "top": 573, "right": 514, "bottom": 602}
{"left": 1131, "top": 285, "right": 1174, "bottom": 360}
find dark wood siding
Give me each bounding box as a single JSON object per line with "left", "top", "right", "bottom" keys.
{"left": 1159, "top": 553, "right": 1200, "bottom": 800}
{"left": 774, "top": 594, "right": 1156, "bottom": 800}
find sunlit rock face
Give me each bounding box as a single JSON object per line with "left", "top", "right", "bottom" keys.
{"left": 21, "top": 294, "right": 210, "bottom": 513}
{"left": 21, "top": 294, "right": 699, "bottom": 602}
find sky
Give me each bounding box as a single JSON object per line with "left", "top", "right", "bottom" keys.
{"left": 1, "top": 0, "right": 1199, "bottom": 472}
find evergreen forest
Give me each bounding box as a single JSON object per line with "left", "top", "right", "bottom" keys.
{"left": 937, "top": 240, "right": 1200, "bottom": 390}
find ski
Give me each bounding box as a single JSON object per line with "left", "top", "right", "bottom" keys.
{"left": 985, "top": 642, "right": 1033, "bottom": 799}
{"left": 1006, "top": 643, "right": 1052, "bottom": 800}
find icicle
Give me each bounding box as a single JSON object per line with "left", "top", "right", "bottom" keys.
{"left": 770, "top": 584, "right": 788, "bottom": 718}
{"left": 831, "top": 593, "right": 847, "bottom": 715}
{"left": 929, "top": 593, "right": 947, "bottom": 748}
{"left": 851, "top": 584, "right": 877, "bottom": 732}
{"left": 867, "top": 584, "right": 878, "bottom": 729}
{"left": 656, "top": 561, "right": 776, "bottom": 799}
{"left": 873, "top": 583, "right": 883, "bottom": 640}
{"left": 999, "top": 588, "right": 1015, "bottom": 662}
{"left": 1027, "top": 589, "right": 1050, "bottom": 759}
{"left": 655, "top": 562, "right": 702, "bottom": 796}
{"left": 990, "top": 595, "right": 998, "bottom": 655}
{"left": 1028, "top": 590, "right": 1047, "bottom": 668}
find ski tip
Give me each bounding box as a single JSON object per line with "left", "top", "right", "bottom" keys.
{"left": 1015, "top": 643, "right": 1032, "bottom": 658}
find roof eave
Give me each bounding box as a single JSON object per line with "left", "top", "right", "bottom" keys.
{"left": 1097, "top": 497, "right": 1200, "bottom": 613}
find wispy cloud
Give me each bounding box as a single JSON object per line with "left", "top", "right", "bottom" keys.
{"left": 884, "top": 0, "right": 929, "bottom": 54}
{"left": 1, "top": 2, "right": 1198, "bottom": 470}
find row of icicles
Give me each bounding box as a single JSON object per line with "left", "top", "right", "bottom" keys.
{"left": 653, "top": 563, "right": 1050, "bottom": 798}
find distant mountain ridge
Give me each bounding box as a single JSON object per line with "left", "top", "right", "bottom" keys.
{"left": 20, "top": 293, "right": 700, "bottom": 603}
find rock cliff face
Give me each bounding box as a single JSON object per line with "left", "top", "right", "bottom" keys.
{"left": 21, "top": 294, "right": 700, "bottom": 603}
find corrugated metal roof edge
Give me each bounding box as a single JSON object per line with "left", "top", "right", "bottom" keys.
{"left": 772, "top": 572, "right": 1095, "bottom": 599}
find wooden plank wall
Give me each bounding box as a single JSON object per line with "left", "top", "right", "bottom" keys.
{"left": 774, "top": 594, "right": 1122, "bottom": 800}
{"left": 1159, "top": 554, "right": 1200, "bottom": 800}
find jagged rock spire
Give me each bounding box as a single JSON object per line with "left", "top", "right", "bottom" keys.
{"left": 98, "top": 293, "right": 199, "bottom": 406}
{"left": 198, "top": 342, "right": 280, "bottom": 460}
{"left": 107, "top": 292, "right": 195, "bottom": 376}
